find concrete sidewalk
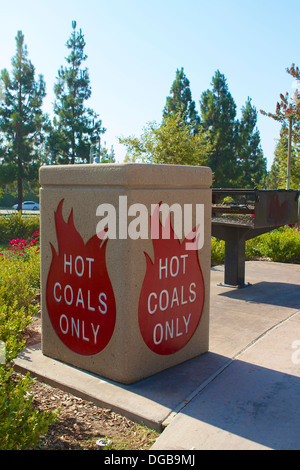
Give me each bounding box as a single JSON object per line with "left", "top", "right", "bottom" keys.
{"left": 14, "top": 261, "right": 300, "bottom": 450}
{"left": 152, "top": 261, "right": 300, "bottom": 450}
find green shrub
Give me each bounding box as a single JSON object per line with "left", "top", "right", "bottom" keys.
{"left": 0, "top": 249, "right": 40, "bottom": 309}
{"left": 0, "top": 303, "right": 32, "bottom": 364}
{"left": 211, "top": 226, "right": 300, "bottom": 265}
{"left": 245, "top": 236, "right": 263, "bottom": 259}
{"left": 222, "top": 196, "right": 234, "bottom": 205}
{"left": 0, "top": 233, "right": 58, "bottom": 450}
{"left": 0, "top": 193, "right": 15, "bottom": 208}
{"left": 0, "top": 193, "right": 39, "bottom": 208}
{"left": 254, "top": 226, "right": 300, "bottom": 263}
{"left": 211, "top": 237, "right": 225, "bottom": 265}
{"left": 0, "top": 369, "right": 58, "bottom": 450}
{"left": 0, "top": 213, "right": 39, "bottom": 243}
{"left": 0, "top": 230, "right": 40, "bottom": 303}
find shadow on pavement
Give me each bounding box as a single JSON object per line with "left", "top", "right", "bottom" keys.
{"left": 218, "top": 281, "right": 300, "bottom": 309}
{"left": 179, "top": 357, "right": 300, "bottom": 450}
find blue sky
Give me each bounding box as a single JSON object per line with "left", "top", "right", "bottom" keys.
{"left": 1, "top": 0, "right": 300, "bottom": 169}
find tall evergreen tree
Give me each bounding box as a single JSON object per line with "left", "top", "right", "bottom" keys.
{"left": 200, "top": 70, "right": 238, "bottom": 187}
{"left": 0, "top": 83, "right": 4, "bottom": 102}
{"left": 49, "top": 21, "right": 105, "bottom": 164}
{"left": 267, "top": 133, "right": 287, "bottom": 189}
{"left": 237, "top": 98, "right": 267, "bottom": 187}
{"left": 163, "top": 68, "right": 200, "bottom": 134}
{"left": 0, "top": 31, "right": 47, "bottom": 210}
{"left": 99, "top": 144, "right": 116, "bottom": 163}
{"left": 267, "top": 128, "right": 300, "bottom": 189}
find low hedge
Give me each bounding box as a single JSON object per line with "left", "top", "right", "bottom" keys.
{"left": 0, "top": 233, "right": 58, "bottom": 450}
{"left": 0, "top": 213, "right": 39, "bottom": 243}
{"left": 211, "top": 225, "right": 300, "bottom": 265}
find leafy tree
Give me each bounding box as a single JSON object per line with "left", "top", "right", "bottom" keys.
{"left": 163, "top": 68, "right": 200, "bottom": 134}
{"left": 0, "top": 31, "right": 48, "bottom": 210}
{"left": 49, "top": 21, "right": 105, "bottom": 164}
{"left": 237, "top": 98, "right": 267, "bottom": 187}
{"left": 286, "top": 63, "right": 300, "bottom": 143}
{"left": 120, "top": 109, "right": 213, "bottom": 165}
{"left": 200, "top": 70, "right": 239, "bottom": 187}
{"left": 260, "top": 64, "right": 300, "bottom": 189}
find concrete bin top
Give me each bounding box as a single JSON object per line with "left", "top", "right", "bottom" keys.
{"left": 39, "top": 163, "right": 212, "bottom": 189}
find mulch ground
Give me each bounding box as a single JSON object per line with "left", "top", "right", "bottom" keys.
{"left": 19, "top": 316, "right": 159, "bottom": 450}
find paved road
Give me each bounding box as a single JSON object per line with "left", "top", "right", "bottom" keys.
{"left": 0, "top": 209, "right": 40, "bottom": 215}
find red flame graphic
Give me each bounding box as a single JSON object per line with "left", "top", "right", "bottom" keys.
{"left": 138, "top": 204, "right": 205, "bottom": 355}
{"left": 46, "top": 199, "right": 116, "bottom": 355}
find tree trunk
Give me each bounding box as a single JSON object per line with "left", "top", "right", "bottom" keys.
{"left": 17, "top": 156, "right": 23, "bottom": 212}
{"left": 286, "top": 117, "right": 292, "bottom": 190}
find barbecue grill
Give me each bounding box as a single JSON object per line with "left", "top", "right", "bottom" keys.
{"left": 212, "top": 188, "right": 300, "bottom": 287}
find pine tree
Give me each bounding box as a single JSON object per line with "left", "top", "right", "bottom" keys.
{"left": 100, "top": 144, "right": 116, "bottom": 163}
{"left": 163, "top": 68, "right": 200, "bottom": 134}
{"left": 267, "top": 128, "right": 300, "bottom": 189}
{"left": 0, "top": 31, "right": 47, "bottom": 210}
{"left": 200, "top": 70, "right": 239, "bottom": 187}
{"left": 90, "top": 137, "right": 116, "bottom": 163}
{"left": 49, "top": 21, "right": 105, "bottom": 164}
{"left": 237, "top": 98, "right": 267, "bottom": 187}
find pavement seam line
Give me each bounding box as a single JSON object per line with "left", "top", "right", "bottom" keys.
{"left": 233, "top": 309, "right": 300, "bottom": 360}
{"left": 162, "top": 358, "right": 233, "bottom": 428}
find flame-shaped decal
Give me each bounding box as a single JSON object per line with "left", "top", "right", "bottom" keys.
{"left": 46, "top": 199, "right": 116, "bottom": 355}
{"left": 138, "top": 204, "right": 205, "bottom": 355}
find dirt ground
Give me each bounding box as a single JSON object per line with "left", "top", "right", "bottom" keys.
{"left": 20, "top": 317, "right": 160, "bottom": 450}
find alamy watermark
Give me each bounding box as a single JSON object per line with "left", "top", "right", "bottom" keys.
{"left": 95, "top": 197, "right": 204, "bottom": 251}
{"left": 291, "top": 340, "right": 300, "bottom": 364}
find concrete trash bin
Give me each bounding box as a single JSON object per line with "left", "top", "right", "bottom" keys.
{"left": 39, "top": 163, "right": 212, "bottom": 384}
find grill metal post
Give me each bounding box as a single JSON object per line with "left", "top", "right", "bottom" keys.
{"left": 212, "top": 224, "right": 250, "bottom": 287}
{"left": 224, "top": 227, "right": 247, "bottom": 287}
